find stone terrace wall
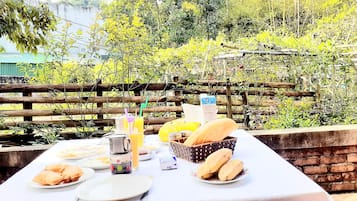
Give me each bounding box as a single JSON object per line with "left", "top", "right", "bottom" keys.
{"left": 251, "top": 125, "right": 357, "bottom": 193}
{"left": 0, "top": 145, "right": 51, "bottom": 183}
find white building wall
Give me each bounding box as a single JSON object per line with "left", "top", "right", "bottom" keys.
{"left": 0, "top": 2, "right": 101, "bottom": 58}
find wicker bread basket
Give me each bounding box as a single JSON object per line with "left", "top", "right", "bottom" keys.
{"left": 169, "top": 136, "right": 237, "bottom": 163}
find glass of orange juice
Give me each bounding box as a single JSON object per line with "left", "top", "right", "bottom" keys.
{"left": 134, "top": 117, "right": 144, "bottom": 146}
{"left": 129, "top": 132, "right": 140, "bottom": 170}
{"left": 126, "top": 117, "right": 144, "bottom": 170}
{"left": 124, "top": 117, "right": 144, "bottom": 147}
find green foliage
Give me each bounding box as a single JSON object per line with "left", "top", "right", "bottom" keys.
{"left": 0, "top": 0, "right": 56, "bottom": 53}
{"left": 132, "top": 0, "right": 224, "bottom": 46}
{"left": 315, "top": 62, "right": 357, "bottom": 125}
{"left": 22, "top": 0, "right": 357, "bottom": 131}
{"left": 9, "top": 123, "right": 64, "bottom": 144}
{"left": 153, "top": 34, "right": 225, "bottom": 81}
{"left": 21, "top": 22, "right": 97, "bottom": 84}
{"left": 73, "top": 120, "right": 98, "bottom": 139}
{"left": 33, "top": 124, "right": 65, "bottom": 144}
{"left": 173, "top": 0, "right": 222, "bottom": 41}
{"left": 264, "top": 98, "right": 319, "bottom": 129}
{"left": 59, "top": 0, "right": 101, "bottom": 7}
{"left": 100, "top": 0, "right": 155, "bottom": 83}
{"left": 217, "top": 0, "right": 357, "bottom": 40}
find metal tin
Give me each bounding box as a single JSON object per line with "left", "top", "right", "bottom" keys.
{"left": 110, "top": 152, "right": 132, "bottom": 174}
{"left": 109, "top": 134, "right": 132, "bottom": 174}
{"left": 109, "top": 134, "right": 131, "bottom": 154}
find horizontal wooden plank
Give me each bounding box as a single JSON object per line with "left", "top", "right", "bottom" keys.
{"left": 0, "top": 95, "right": 183, "bottom": 104}
{"left": 0, "top": 81, "right": 300, "bottom": 93}
{"left": 1, "top": 117, "right": 177, "bottom": 128}
{"left": 181, "top": 88, "right": 315, "bottom": 97}
{"left": 0, "top": 107, "right": 276, "bottom": 117}
{"left": 0, "top": 82, "right": 177, "bottom": 93}
{"left": 193, "top": 80, "right": 296, "bottom": 88}
{"left": 0, "top": 106, "right": 183, "bottom": 117}
{"left": 246, "top": 90, "right": 315, "bottom": 97}
{"left": 0, "top": 96, "right": 283, "bottom": 108}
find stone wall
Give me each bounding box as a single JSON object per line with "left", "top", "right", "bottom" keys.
{"left": 0, "top": 145, "right": 51, "bottom": 183}
{"left": 251, "top": 125, "right": 357, "bottom": 193}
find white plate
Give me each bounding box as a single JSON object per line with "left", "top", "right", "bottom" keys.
{"left": 57, "top": 145, "right": 107, "bottom": 160}
{"left": 139, "top": 152, "right": 154, "bottom": 161}
{"left": 193, "top": 169, "right": 248, "bottom": 185}
{"left": 159, "top": 141, "right": 169, "bottom": 146}
{"left": 29, "top": 167, "right": 95, "bottom": 189}
{"left": 141, "top": 144, "right": 160, "bottom": 153}
{"left": 76, "top": 155, "right": 110, "bottom": 170}
{"left": 76, "top": 175, "right": 152, "bottom": 201}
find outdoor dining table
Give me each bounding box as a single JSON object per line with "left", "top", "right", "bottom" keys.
{"left": 0, "top": 129, "right": 333, "bottom": 201}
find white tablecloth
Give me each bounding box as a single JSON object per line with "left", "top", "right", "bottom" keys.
{"left": 0, "top": 130, "right": 333, "bottom": 201}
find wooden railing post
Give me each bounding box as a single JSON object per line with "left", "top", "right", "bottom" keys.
{"left": 133, "top": 80, "right": 142, "bottom": 103}
{"left": 23, "top": 91, "right": 33, "bottom": 134}
{"left": 173, "top": 76, "right": 182, "bottom": 118}
{"left": 96, "top": 79, "right": 104, "bottom": 131}
{"left": 226, "top": 78, "right": 233, "bottom": 118}
{"left": 242, "top": 91, "right": 250, "bottom": 128}
{"left": 132, "top": 81, "right": 145, "bottom": 131}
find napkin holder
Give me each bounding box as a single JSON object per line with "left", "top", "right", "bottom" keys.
{"left": 169, "top": 136, "right": 237, "bottom": 163}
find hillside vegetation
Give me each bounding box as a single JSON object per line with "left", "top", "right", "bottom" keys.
{"left": 19, "top": 0, "right": 357, "bottom": 128}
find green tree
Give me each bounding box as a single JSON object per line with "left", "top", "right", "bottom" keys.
{"left": 60, "top": 0, "right": 101, "bottom": 7}
{"left": 21, "top": 22, "right": 94, "bottom": 84}
{"left": 153, "top": 34, "right": 225, "bottom": 81}
{"left": 0, "top": 0, "right": 56, "bottom": 53}
{"left": 217, "top": 0, "right": 354, "bottom": 39}
{"left": 158, "top": 0, "right": 223, "bottom": 46}
{"left": 99, "top": 0, "right": 155, "bottom": 83}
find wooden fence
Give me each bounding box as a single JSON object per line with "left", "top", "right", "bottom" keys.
{"left": 0, "top": 77, "right": 316, "bottom": 143}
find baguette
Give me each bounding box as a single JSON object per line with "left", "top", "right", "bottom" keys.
{"left": 184, "top": 118, "right": 238, "bottom": 146}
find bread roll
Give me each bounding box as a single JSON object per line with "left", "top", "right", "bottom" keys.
{"left": 32, "top": 170, "right": 64, "bottom": 186}
{"left": 62, "top": 165, "right": 83, "bottom": 182}
{"left": 204, "top": 148, "right": 232, "bottom": 173}
{"left": 196, "top": 148, "right": 232, "bottom": 180}
{"left": 45, "top": 164, "right": 68, "bottom": 173}
{"left": 33, "top": 164, "right": 83, "bottom": 185}
{"left": 218, "top": 159, "right": 244, "bottom": 181}
{"left": 196, "top": 163, "right": 214, "bottom": 179}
